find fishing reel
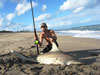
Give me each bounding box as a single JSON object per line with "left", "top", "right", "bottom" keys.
{"left": 34, "top": 40, "right": 39, "bottom": 44}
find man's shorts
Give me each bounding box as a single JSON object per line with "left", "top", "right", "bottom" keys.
{"left": 42, "top": 41, "right": 59, "bottom": 53}
{"left": 42, "top": 44, "right": 52, "bottom": 53}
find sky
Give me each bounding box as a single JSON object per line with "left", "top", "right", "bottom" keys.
{"left": 0, "top": 0, "right": 100, "bottom": 31}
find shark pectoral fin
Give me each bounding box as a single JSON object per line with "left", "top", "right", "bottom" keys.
{"left": 59, "top": 63, "right": 67, "bottom": 70}
{"left": 67, "top": 60, "right": 82, "bottom": 65}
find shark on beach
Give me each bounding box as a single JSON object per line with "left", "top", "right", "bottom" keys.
{"left": 11, "top": 42, "right": 82, "bottom": 66}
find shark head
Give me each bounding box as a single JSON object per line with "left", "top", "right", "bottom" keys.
{"left": 50, "top": 42, "right": 60, "bottom": 52}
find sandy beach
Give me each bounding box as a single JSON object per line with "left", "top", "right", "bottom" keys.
{"left": 0, "top": 32, "right": 100, "bottom": 75}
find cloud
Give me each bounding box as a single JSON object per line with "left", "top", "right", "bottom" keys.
{"left": 0, "top": 18, "right": 3, "bottom": 27}
{"left": 10, "top": 0, "right": 24, "bottom": 3}
{"left": 59, "top": 0, "right": 100, "bottom": 12}
{"left": 80, "top": 18, "right": 91, "bottom": 24}
{"left": 85, "top": 0, "right": 100, "bottom": 9}
{"left": 0, "top": 0, "right": 5, "bottom": 8}
{"left": 35, "top": 13, "right": 51, "bottom": 21}
{"left": 73, "top": 7, "right": 84, "bottom": 13}
{"left": 42, "top": 5, "right": 100, "bottom": 29}
{"left": 48, "top": 20, "right": 72, "bottom": 28}
{"left": 6, "top": 13, "right": 15, "bottom": 20}
{"left": 0, "top": 1, "right": 3, "bottom": 8}
{"left": 4, "top": 22, "right": 24, "bottom": 31}
{"left": 59, "top": 0, "right": 87, "bottom": 11}
{"left": 1, "top": 0, "right": 100, "bottom": 31}
{"left": 41, "top": 4, "right": 47, "bottom": 12}
{"left": 1, "top": 0, "right": 37, "bottom": 26}
{"left": 20, "top": 25, "right": 33, "bottom": 31}
{"left": 0, "top": 0, "right": 38, "bottom": 31}
{"left": 16, "top": 1, "right": 37, "bottom": 16}
{"left": 0, "top": 0, "right": 23, "bottom": 9}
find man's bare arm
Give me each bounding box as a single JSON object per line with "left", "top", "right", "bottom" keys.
{"left": 38, "top": 33, "right": 43, "bottom": 47}
{"left": 51, "top": 30, "right": 57, "bottom": 40}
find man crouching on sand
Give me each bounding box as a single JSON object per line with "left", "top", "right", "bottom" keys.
{"left": 34, "top": 23, "right": 59, "bottom": 53}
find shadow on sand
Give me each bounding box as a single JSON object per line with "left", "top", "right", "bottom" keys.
{"left": 65, "top": 49, "right": 100, "bottom": 64}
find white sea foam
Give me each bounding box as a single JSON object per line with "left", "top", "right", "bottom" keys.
{"left": 56, "top": 30, "right": 100, "bottom": 39}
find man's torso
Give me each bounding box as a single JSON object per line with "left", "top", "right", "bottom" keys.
{"left": 42, "top": 30, "right": 53, "bottom": 45}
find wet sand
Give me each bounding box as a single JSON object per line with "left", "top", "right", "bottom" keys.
{"left": 0, "top": 32, "right": 100, "bottom": 75}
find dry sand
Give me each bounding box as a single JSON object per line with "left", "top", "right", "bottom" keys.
{"left": 0, "top": 32, "right": 100, "bottom": 75}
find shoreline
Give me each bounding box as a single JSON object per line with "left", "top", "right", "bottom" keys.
{"left": 0, "top": 32, "right": 100, "bottom": 53}
{"left": 56, "top": 30, "right": 100, "bottom": 40}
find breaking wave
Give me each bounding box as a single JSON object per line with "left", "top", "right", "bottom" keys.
{"left": 56, "top": 30, "right": 100, "bottom": 39}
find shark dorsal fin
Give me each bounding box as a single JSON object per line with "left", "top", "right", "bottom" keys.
{"left": 50, "top": 42, "right": 60, "bottom": 52}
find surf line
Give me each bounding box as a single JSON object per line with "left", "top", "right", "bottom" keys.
{"left": 30, "top": 0, "right": 39, "bottom": 55}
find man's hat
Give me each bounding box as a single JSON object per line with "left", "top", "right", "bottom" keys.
{"left": 41, "top": 23, "right": 47, "bottom": 27}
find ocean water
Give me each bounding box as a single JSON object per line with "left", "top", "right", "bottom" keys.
{"left": 56, "top": 30, "right": 100, "bottom": 39}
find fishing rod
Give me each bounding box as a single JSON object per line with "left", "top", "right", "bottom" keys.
{"left": 30, "top": 0, "right": 39, "bottom": 55}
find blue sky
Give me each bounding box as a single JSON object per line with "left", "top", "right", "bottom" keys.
{"left": 0, "top": 0, "right": 100, "bottom": 31}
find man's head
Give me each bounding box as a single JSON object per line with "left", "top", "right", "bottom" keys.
{"left": 41, "top": 23, "right": 48, "bottom": 32}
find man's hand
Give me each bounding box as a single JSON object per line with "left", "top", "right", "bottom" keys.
{"left": 50, "top": 38, "right": 53, "bottom": 41}
{"left": 34, "top": 35, "right": 37, "bottom": 40}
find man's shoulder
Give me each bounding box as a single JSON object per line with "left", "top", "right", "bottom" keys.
{"left": 40, "top": 32, "right": 45, "bottom": 36}
{"left": 48, "top": 29, "right": 54, "bottom": 32}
